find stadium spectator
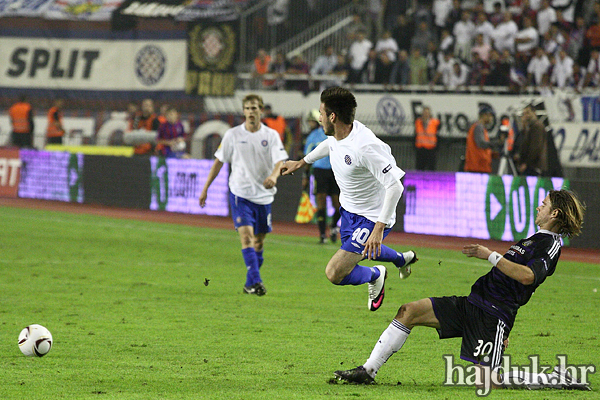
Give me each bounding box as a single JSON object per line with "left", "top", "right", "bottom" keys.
{"left": 464, "top": 106, "right": 503, "bottom": 173}
{"left": 551, "top": 48, "right": 574, "bottom": 88}
{"left": 445, "top": 0, "right": 463, "bottom": 31}
{"left": 409, "top": 48, "right": 428, "bottom": 85}
{"left": 156, "top": 106, "right": 186, "bottom": 159}
{"left": 472, "top": 33, "right": 492, "bottom": 62}
{"left": 426, "top": 41, "right": 441, "bottom": 81}
{"left": 344, "top": 14, "right": 370, "bottom": 49}
{"left": 262, "top": 104, "right": 288, "bottom": 145}
{"left": 554, "top": 9, "right": 572, "bottom": 31}
{"left": 130, "top": 98, "right": 160, "bottom": 155}
{"left": 486, "top": 49, "right": 512, "bottom": 86}
{"left": 543, "top": 24, "right": 566, "bottom": 56}
{"left": 469, "top": 51, "right": 491, "bottom": 88}
{"left": 375, "top": 30, "right": 399, "bottom": 62}
{"left": 281, "top": 87, "right": 417, "bottom": 312}
{"left": 566, "top": 16, "right": 587, "bottom": 61}
{"left": 252, "top": 48, "right": 273, "bottom": 89}
{"left": 157, "top": 103, "right": 168, "bottom": 125}
{"left": 347, "top": 30, "right": 372, "bottom": 84}
{"left": 551, "top": 0, "right": 574, "bottom": 23}
{"left": 392, "top": 14, "right": 414, "bottom": 52}
{"left": 199, "top": 94, "right": 288, "bottom": 297}
{"left": 489, "top": 1, "right": 505, "bottom": 26}
{"left": 514, "top": 15, "right": 540, "bottom": 66}
{"left": 303, "top": 109, "right": 341, "bottom": 244}
{"left": 410, "top": 21, "right": 435, "bottom": 57}
{"left": 331, "top": 53, "right": 350, "bottom": 85}
{"left": 311, "top": 45, "right": 338, "bottom": 91}
{"left": 363, "top": 49, "right": 394, "bottom": 85}
{"left": 537, "top": 0, "right": 557, "bottom": 35}
{"left": 414, "top": 106, "right": 440, "bottom": 170}
{"left": 453, "top": 10, "right": 475, "bottom": 62}
{"left": 448, "top": 60, "right": 470, "bottom": 90}
{"left": 431, "top": 51, "right": 456, "bottom": 88}
{"left": 492, "top": 11, "right": 519, "bottom": 53}
{"left": 584, "top": 9, "right": 600, "bottom": 49}
{"left": 433, "top": 0, "right": 453, "bottom": 35}
{"left": 527, "top": 47, "right": 551, "bottom": 86}
{"left": 568, "top": 61, "right": 585, "bottom": 90}
{"left": 474, "top": 11, "right": 495, "bottom": 46}
{"left": 390, "top": 49, "right": 410, "bottom": 86}
{"left": 439, "top": 29, "right": 455, "bottom": 54}
{"left": 582, "top": 48, "right": 600, "bottom": 88}
{"left": 9, "top": 95, "right": 34, "bottom": 148}
{"left": 513, "top": 104, "right": 548, "bottom": 176}
{"left": 286, "top": 53, "right": 310, "bottom": 95}
{"left": 333, "top": 189, "right": 587, "bottom": 392}
{"left": 519, "top": 0, "right": 538, "bottom": 24}
{"left": 269, "top": 51, "right": 289, "bottom": 91}
{"left": 46, "top": 99, "right": 65, "bottom": 146}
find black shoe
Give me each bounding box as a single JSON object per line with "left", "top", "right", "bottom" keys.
{"left": 243, "top": 282, "right": 267, "bottom": 296}
{"left": 334, "top": 366, "right": 375, "bottom": 384}
{"left": 330, "top": 227, "right": 340, "bottom": 243}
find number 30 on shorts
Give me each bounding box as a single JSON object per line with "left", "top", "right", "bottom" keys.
{"left": 352, "top": 228, "right": 370, "bottom": 245}
{"left": 474, "top": 340, "right": 493, "bottom": 357}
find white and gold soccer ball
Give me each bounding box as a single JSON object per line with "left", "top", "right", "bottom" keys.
{"left": 18, "top": 324, "right": 53, "bottom": 357}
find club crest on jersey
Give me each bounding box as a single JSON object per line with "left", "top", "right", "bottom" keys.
{"left": 522, "top": 240, "right": 533, "bottom": 247}
{"left": 261, "top": 140, "right": 268, "bottom": 147}
{"left": 344, "top": 155, "right": 352, "bottom": 165}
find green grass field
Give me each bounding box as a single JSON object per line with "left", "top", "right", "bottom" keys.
{"left": 1, "top": 206, "right": 598, "bottom": 399}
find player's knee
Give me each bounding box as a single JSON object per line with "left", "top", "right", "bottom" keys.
{"left": 325, "top": 264, "right": 343, "bottom": 284}
{"left": 240, "top": 235, "right": 254, "bottom": 248}
{"left": 396, "top": 303, "right": 415, "bottom": 323}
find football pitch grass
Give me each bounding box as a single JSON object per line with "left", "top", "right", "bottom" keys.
{"left": 1, "top": 206, "right": 598, "bottom": 399}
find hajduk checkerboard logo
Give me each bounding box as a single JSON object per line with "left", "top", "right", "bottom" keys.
{"left": 135, "top": 44, "right": 166, "bottom": 86}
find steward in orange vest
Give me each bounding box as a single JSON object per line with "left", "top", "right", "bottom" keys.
{"left": 464, "top": 106, "right": 503, "bottom": 173}
{"left": 131, "top": 98, "right": 161, "bottom": 155}
{"left": 46, "top": 99, "right": 65, "bottom": 145}
{"left": 9, "top": 95, "right": 34, "bottom": 148}
{"left": 262, "top": 104, "right": 288, "bottom": 144}
{"left": 414, "top": 106, "right": 440, "bottom": 171}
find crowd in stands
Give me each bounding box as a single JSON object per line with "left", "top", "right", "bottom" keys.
{"left": 253, "top": 0, "right": 600, "bottom": 93}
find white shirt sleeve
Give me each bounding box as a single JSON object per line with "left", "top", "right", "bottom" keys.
{"left": 378, "top": 180, "right": 404, "bottom": 225}
{"left": 214, "top": 130, "right": 232, "bottom": 163}
{"left": 303, "top": 139, "right": 330, "bottom": 164}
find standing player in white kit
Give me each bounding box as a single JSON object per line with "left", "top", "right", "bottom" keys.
{"left": 281, "top": 87, "right": 417, "bottom": 311}
{"left": 200, "top": 94, "right": 288, "bottom": 296}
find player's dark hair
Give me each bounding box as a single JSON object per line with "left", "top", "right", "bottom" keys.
{"left": 548, "top": 189, "right": 585, "bottom": 237}
{"left": 242, "top": 94, "right": 264, "bottom": 109}
{"left": 320, "top": 87, "right": 357, "bottom": 125}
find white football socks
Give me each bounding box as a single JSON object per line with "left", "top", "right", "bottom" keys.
{"left": 363, "top": 319, "right": 411, "bottom": 377}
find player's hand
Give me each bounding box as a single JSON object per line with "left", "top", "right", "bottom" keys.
{"left": 263, "top": 176, "right": 277, "bottom": 189}
{"left": 280, "top": 159, "right": 305, "bottom": 176}
{"left": 462, "top": 244, "right": 492, "bottom": 260}
{"left": 199, "top": 190, "right": 208, "bottom": 208}
{"left": 362, "top": 223, "right": 385, "bottom": 260}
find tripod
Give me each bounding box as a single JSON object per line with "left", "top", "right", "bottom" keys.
{"left": 497, "top": 139, "right": 517, "bottom": 176}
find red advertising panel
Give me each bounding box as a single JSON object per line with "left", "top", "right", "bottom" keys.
{"left": 0, "top": 148, "right": 21, "bottom": 198}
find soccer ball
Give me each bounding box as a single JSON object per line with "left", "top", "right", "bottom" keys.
{"left": 18, "top": 324, "right": 53, "bottom": 357}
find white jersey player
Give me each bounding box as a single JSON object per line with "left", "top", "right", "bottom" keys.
{"left": 200, "top": 94, "right": 288, "bottom": 296}
{"left": 282, "top": 87, "right": 417, "bottom": 311}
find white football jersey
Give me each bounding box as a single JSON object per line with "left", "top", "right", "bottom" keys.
{"left": 215, "top": 123, "right": 288, "bottom": 205}
{"left": 326, "top": 121, "right": 405, "bottom": 227}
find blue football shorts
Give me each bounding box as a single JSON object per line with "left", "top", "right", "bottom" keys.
{"left": 339, "top": 207, "right": 391, "bottom": 254}
{"left": 229, "top": 192, "right": 272, "bottom": 234}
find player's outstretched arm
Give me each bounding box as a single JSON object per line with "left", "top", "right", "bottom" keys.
{"left": 264, "top": 160, "right": 284, "bottom": 189}
{"left": 280, "top": 159, "right": 307, "bottom": 176}
{"left": 462, "top": 244, "right": 534, "bottom": 285}
{"left": 199, "top": 159, "right": 223, "bottom": 207}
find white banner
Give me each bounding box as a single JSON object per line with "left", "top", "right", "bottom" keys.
{"left": 0, "top": 37, "right": 185, "bottom": 90}
{"left": 552, "top": 122, "right": 600, "bottom": 168}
